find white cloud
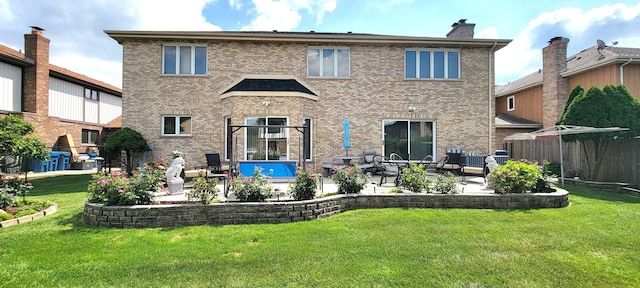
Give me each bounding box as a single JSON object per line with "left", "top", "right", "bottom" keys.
{"left": 496, "top": 2, "right": 640, "bottom": 84}
{"left": 229, "top": 0, "right": 244, "bottom": 10}
{"left": 476, "top": 27, "right": 499, "bottom": 39}
{"left": 52, "top": 53, "right": 122, "bottom": 90}
{"left": 241, "top": 0, "right": 336, "bottom": 31}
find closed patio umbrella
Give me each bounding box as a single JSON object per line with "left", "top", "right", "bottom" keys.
{"left": 343, "top": 118, "right": 350, "bottom": 155}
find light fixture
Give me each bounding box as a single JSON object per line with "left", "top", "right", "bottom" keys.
{"left": 261, "top": 100, "right": 272, "bottom": 107}
{"left": 407, "top": 106, "right": 416, "bottom": 112}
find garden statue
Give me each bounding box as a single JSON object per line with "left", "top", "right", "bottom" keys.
{"left": 484, "top": 155, "right": 498, "bottom": 188}
{"left": 165, "top": 150, "right": 185, "bottom": 194}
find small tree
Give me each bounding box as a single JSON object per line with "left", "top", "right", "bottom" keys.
{"left": 104, "top": 127, "right": 150, "bottom": 175}
{"left": 0, "top": 114, "right": 48, "bottom": 172}
{"left": 558, "top": 85, "right": 640, "bottom": 180}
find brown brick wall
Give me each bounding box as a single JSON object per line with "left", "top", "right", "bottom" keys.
{"left": 122, "top": 39, "right": 496, "bottom": 170}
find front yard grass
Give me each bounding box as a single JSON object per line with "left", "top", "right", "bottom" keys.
{"left": 0, "top": 174, "right": 638, "bottom": 287}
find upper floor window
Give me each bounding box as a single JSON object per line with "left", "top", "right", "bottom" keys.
{"left": 162, "top": 115, "right": 192, "bottom": 136}
{"left": 507, "top": 96, "right": 515, "bottom": 111}
{"left": 84, "top": 88, "right": 99, "bottom": 100}
{"left": 163, "top": 45, "right": 207, "bottom": 75}
{"left": 307, "top": 47, "right": 350, "bottom": 78}
{"left": 82, "top": 129, "right": 99, "bottom": 145}
{"left": 405, "top": 49, "right": 459, "bottom": 79}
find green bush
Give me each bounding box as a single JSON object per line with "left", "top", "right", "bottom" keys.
{"left": 186, "top": 172, "right": 219, "bottom": 204}
{"left": 289, "top": 169, "right": 318, "bottom": 200}
{"left": 15, "top": 207, "right": 37, "bottom": 217}
{"left": 489, "top": 160, "right": 541, "bottom": 194}
{"left": 0, "top": 190, "right": 13, "bottom": 210}
{"left": 333, "top": 166, "right": 367, "bottom": 194}
{"left": 401, "top": 163, "right": 432, "bottom": 193}
{"left": 231, "top": 167, "right": 273, "bottom": 202}
{"left": 434, "top": 172, "right": 459, "bottom": 194}
{"left": 0, "top": 210, "right": 12, "bottom": 221}
{"left": 542, "top": 161, "right": 561, "bottom": 177}
{"left": 1, "top": 175, "right": 33, "bottom": 205}
{"left": 87, "top": 169, "right": 163, "bottom": 206}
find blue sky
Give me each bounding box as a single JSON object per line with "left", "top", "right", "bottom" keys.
{"left": 1, "top": 0, "right": 639, "bottom": 88}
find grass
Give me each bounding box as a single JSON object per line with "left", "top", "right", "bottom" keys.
{"left": 1, "top": 174, "right": 639, "bottom": 287}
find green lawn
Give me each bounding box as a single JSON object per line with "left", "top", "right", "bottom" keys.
{"left": 1, "top": 174, "right": 639, "bottom": 287}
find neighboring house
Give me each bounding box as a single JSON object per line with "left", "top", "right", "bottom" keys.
{"left": 106, "top": 20, "right": 510, "bottom": 171}
{"left": 495, "top": 36, "right": 640, "bottom": 148}
{"left": 0, "top": 28, "right": 122, "bottom": 159}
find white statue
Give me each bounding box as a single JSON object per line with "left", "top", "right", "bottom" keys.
{"left": 484, "top": 155, "right": 498, "bottom": 188}
{"left": 165, "top": 151, "right": 185, "bottom": 194}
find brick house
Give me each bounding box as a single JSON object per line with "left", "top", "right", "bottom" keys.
{"left": 494, "top": 37, "right": 640, "bottom": 148}
{"left": 0, "top": 28, "right": 122, "bottom": 162}
{"left": 106, "top": 20, "right": 510, "bottom": 171}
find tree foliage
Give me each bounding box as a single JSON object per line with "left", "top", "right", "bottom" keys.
{"left": 104, "top": 127, "right": 150, "bottom": 175}
{"left": 558, "top": 85, "right": 640, "bottom": 180}
{"left": 0, "top": 115, "right": 48, "bottom": 171}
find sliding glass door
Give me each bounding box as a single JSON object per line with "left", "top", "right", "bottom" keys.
{"left": 383, "top": 120, "right": 434, "bottom": 161}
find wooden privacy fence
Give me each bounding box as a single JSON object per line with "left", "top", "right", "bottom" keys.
{"left": 506, "top": 138, "right": 640, "bottom": 186}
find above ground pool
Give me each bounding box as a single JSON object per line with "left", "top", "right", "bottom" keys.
{"left": 238, "top": 160, "right": 297, "bottom": 179}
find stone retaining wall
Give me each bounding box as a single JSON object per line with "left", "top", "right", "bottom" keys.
{"left": 83, "top": 190, "right": 569, "bottom": 228}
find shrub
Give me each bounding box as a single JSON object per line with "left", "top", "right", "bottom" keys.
{"left": 434, "top": 172, "right": 459, "bottom": 194}
{"left": 0, "top": 175, "right": 33, "bottom": 205}
{"left": 401, "top": 163, "right": 432, "bottom": 193}
{"left": 186, "top": 172, "right": 219, "bottom": 204}
{"left": 542, "top": 161, "right": 561, "bottom": 177}
{"left": 231, "top": 167, "right": 273, "bottom": 202}
{"left": 87, "top": 169, "right": 163, "bottom": 206}
{"left": 290, "top": 169, "right": 318, "bottom": 200}
{"left": 489, "top": 160, "right": 541, "bottom": 194}
{"left": 0, "top": 210, "right": 12, "bottom": 221}
{"left": 333, "top": 166, "right": 367, "bottom": 194}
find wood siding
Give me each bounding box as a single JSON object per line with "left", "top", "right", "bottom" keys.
{"left": 567, "top": 65, "right": 619, "bottom": 92}
{"left": 495, "top": 85, "right": 543, "bottom": 123}
{"left": 0, "top": 61, "right": 22, "bottom": 112}
{"left": 48, "top": 77, "right": 84, "bottom": 121}
{"left": 99, "top": 92, "right": 122, "bottom": 124}
{"left": 622, "top": 63, "right": 640, "bottom": 99}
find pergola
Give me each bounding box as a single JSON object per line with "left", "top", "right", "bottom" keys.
{"left": 503, "top": 125, "right": 629, "bottom": 185}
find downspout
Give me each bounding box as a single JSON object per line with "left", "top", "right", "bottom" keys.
{"left": 488, "top": 42, "right": 497, "bottom": 154}
{"left": 620, "top": 58, "right": 633, "bottom": 84}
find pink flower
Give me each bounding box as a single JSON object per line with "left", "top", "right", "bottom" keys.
{"left": 2, "top": 179, "right": 7, "bottom": 183}
{"left": 124, "top": 178, "right": 130, "bottom": 183}
{"left": 98, "top": 179, "right": 108, "bottom": 186}
{"left": 14, "top": 175, "right": 19, "bottom": 179}
{"left": 26, "top": 183, "right": 32, "bottom": 186}
{"left": 118, "top": 189, "right": 124, "bottom": 194}
{"left": 159, "top": 184, "right": 164, "bottom": 189}
{"left": 113, "top": 171, "right": 120, "bottom": 177}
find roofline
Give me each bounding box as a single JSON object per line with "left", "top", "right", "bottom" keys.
{"left": 561, "top": 56, "right": 640, "bottom": 77}
{"left": 495, "top": 81, "right": 542, "bottom": 97}
{"left": 496, "top": 123, "right": 543, "bottom": 129}
{"left": 104, "top": 30, "right": 511, "bottom": 49}
{"left": 49, "top": 66, "right": 122, "bottom": 96}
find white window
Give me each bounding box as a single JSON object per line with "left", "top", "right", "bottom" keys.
{"left": 405, "top": 49, "right": 460, "bottom": 79}
{"left": 507, "top": 96, "right": 515, "bottom": 111}
{"left": 245, "top": 117, "right": 289, "bottom": 160}
{"left": 82, "top": 129, "right": 99, "bottom": 145}
{"left": 162, "top": 115, "right": 192, "bottom": 136}
{"left": 163, "top": 45, "right": 207, "bottom": 75}
{"left": 307, "top": 47, "right": 350, "bottom": 78}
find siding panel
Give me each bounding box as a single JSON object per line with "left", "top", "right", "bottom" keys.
{"left": 99, "top": 92, "right": 122, "bottom": 124}
{"left": 48, "top": 77, "right": 83, "bottom": 121}
{"left": 0, "top": 62, "right": 22, "bottom": 112}
{"left": 84, "top": 101, "right": 99, "bottom": 123}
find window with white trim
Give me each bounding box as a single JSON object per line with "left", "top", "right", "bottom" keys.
{"left": 507, "top": 96, "right": 515, "bottom": 111}
{"left": 307, "top": 47, "right": 350, "bottom": 78}
{"left": 162, "top": 115, "right": 192, "bottom": 136}
{"left": 84, "top": 88, "right": 99, "bottom": 100}
{"left": 405, "top": 49, "right": 460, "bottom": 79}
{"left": 163, "top": 45, "right": 207, "bottom": 75}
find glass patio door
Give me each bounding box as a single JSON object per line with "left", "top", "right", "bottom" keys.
{"left": 383, "top": 120, "right": 434, "bottom": 161}
{"left": 245, "top": 117, "right": 289, "bottom": 160}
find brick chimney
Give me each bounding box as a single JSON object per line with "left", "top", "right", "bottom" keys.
{"left": 446, "top": 19, "right": 475, "bottom": 39}
{"left": 542, "top": 36, "right": 569, "bottom": 128}
{"left": 23, "top": 26, "right": 50, "bottom": 115}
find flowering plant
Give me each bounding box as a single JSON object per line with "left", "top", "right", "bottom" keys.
{"left": 0, "top": 175, "right": 33, "bottom": 209}
{"left": 87, "top": 167, "right": 165, "bottom": 205}
{"left": 289, "top": 168, "right": 318, "bottom": 200}
{"left": 231, "top": 167, "right": 273, "bottom": 202}
{"left": 333, "top": 166, "right": 367, "bottom": 194}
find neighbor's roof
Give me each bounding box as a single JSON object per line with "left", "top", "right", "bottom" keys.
{"left": 0, "top": 43, "right": 121, "bottom": 95}
{"left": 105, "top": 30, "right": 511, "bottom": 49}
{"left": 495, "top": 113, "right": 542, "bottom": 129}
{"left": 496, "top": 45, "right": 640, "bottom": 97}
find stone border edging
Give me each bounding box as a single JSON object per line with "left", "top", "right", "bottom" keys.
{"left": 0, "top": 204, "right": 58, "bottom": 228}
{"left": 83, "top": 189, "right": 569, "bottom": 228}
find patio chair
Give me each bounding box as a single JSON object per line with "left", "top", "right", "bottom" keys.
{"left": 389, "top": 152, "right": 403, "bottom": 161}
{"left": 205, "top": 153, "right": 223, "bottom": 174}
{"left": 359, "top": 149, "right": 382, "bottom": 175}
{"left": 434, "top": 155, "right": 449, "bottom": 174}
{"left": 419, "top": 155, "right": 435, "bottom": 173}
{"left": 376, "top": 155, "right": 401, "bottom": 186}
